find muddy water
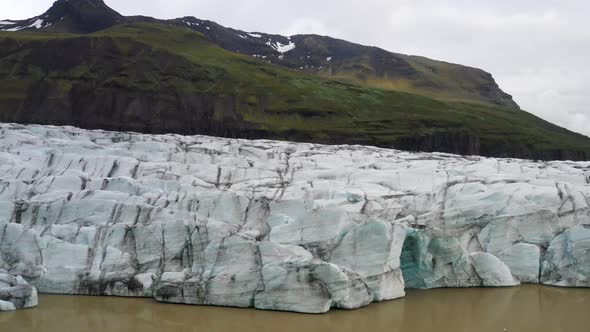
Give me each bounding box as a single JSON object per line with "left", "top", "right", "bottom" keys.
{"left": 2, "top": 285, "right": 589, "bottom": 332}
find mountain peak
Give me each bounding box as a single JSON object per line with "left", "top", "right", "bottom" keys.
{"left": 1, "top": 0, "right": 125, "bottom": 33}
{"left": 53, "top": 0, "right": 108, "bottom": 5}
{"left": 44, "top": 0, "right": 125, "bottom": 33}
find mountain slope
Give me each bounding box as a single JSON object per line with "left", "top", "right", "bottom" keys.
{"left": 1, "top": 0, "right": 517, "bottom": 108}
{"left": 1, "top": 24, "right": 589, "bottom": 160}
{"left": 171, "top": 20, "right": 518, "bottom": 108}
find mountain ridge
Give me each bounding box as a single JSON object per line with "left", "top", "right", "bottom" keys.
{"left": 1, "top": 0, "right": 518, "bottom": 108}
{"left": 1, "top": 1, "right": 589, "bottom": 160}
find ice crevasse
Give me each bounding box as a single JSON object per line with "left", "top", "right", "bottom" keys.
{"left": 0, "top": 123, "right": 588, "bottom": 313}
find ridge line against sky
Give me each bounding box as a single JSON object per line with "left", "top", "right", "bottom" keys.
{"left": 2, "top": 0, "right": 589, "bottom": 137}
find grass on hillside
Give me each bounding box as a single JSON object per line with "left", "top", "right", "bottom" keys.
{"left": 1, "top": 23, "right": 589, "bottom": 158}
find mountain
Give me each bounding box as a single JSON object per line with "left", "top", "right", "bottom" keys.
{"left": 2, "top": 0, "right": 517, "bottom": 108}
{"left": 168, "top": 18, "right": 519, "bottom": 109}
{"left": 0, "top": 0, "right": 589, "bottom": 160}
{"left": 0, "top": 0, "right": 125, "bottom": 33}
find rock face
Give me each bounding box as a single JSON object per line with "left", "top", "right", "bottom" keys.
{"left": 0, "top": 123, "right": 589, "bottom": 313}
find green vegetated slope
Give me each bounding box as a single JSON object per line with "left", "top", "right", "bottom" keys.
{"left": 282, "top": 35, "right": 519, "bottom": 108}
{"left": 0, "top": 23, "right": 589, "bottom": 160}
{"left": 2, "top": 0, "right": 519, "bottom": 109}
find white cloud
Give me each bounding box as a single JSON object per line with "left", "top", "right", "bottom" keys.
{"left": 281, "top": 18, "right": 333, "bottom": 37}
{"left": 2, "top": 0, "right": 589, "bottom": 136}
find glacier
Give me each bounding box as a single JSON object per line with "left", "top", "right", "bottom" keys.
{"left": 0, "top": 123, "right": 588, "bottom": 313}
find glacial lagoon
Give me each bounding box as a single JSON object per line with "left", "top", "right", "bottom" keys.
{"left": 3, "top": 285, "right": 589, "bottom": 332}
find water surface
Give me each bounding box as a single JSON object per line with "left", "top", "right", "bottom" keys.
{"left": 2, "top": 285, "right": 589, "bottom": 332}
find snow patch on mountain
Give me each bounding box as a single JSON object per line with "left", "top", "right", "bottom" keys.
{"left": 1, "top": 17, "right": 52, "bottom": 31}
{"left": 265, "top": 38, "right": 296, "bottom": 54}
{"left": 2, "top": 26, "right": 25, "bottom": 32}
{"left": 276, "top": 41, "right": 296, "bottom": 53}
{"left": 28, "top": 19, "right": 45, "bottom": 29}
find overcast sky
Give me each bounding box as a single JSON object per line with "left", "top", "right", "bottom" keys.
{"left": 3, "top": 0, "right": 589, "bottom": 136}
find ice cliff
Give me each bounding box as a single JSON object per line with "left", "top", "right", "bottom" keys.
{"left": 0, "top": 123, "right": 588, "bottom": 313}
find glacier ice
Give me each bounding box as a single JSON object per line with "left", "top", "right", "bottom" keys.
{"left": 0, "top": 123, "right": 588, "bottom": 313}
{"left": 0, "top": 273, "right": 37, "bottom": 311}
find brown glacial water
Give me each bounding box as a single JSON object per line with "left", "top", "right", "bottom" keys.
{"left": 2, "top": 285, "right": 589, "bottom": 332}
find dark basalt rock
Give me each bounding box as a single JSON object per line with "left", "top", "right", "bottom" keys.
{"left": 41, "top": 0, "right": 126, "bottom": 33}
{"left": 394, "top": 132, "right": 590, "bottom": 161}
